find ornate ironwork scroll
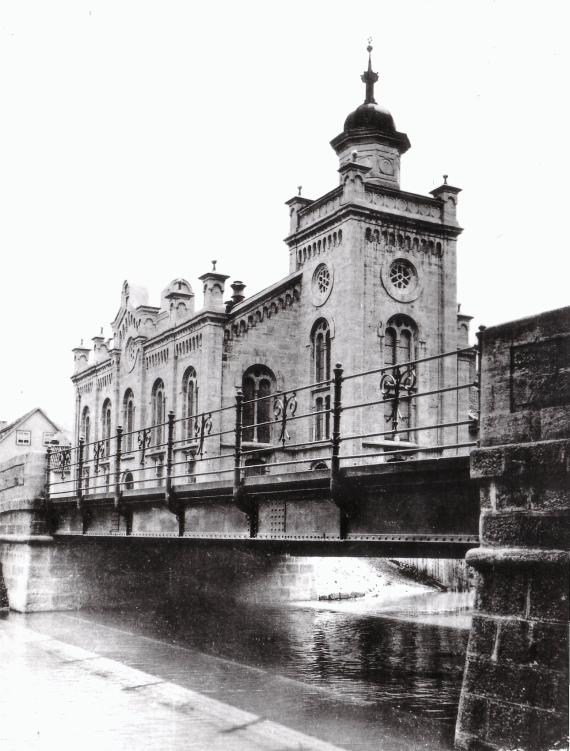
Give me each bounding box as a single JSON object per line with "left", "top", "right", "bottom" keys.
{"left": 52, "top": 446, "right": 71, "bottom": 481}
{"left": 380, "top": 365, "right": 416, "bottom": 436}
{"left": 137, "top": 428, "right": 152, "bottom": 466}
{"left": 193, "top": 412, "right": 213, "bottom": 458}
{"left": 93, "top": 441, "right": 105, "bottom": 474}
{"left": 273, "top": 391, "right": 297, "bottom": 446}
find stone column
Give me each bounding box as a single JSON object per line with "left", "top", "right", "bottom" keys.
{"left": 455, "top": 307, "right": 569, "bottom": 750}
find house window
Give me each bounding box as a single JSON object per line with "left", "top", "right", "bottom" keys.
{"left": 151, "top": 379, "right": 166, "bottom": 447}
{"left": 182, "top": 367, "right": 198, "bottom": 441}
{"left": 16, "top": 430, "right": 31, "bottom": 446}
{"left": 101, "top": 399, "right": 112, "bottom": 455}
{"left": 123, "top": 389, "right": 135, "bottom": 452}
{"left": 242, "top": 366, "right": 275, "bottom": 443}
{"left": 42, "top": 431, "right": 57, "bottom": 446}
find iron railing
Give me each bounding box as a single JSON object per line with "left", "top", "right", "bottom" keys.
{"left": 46, "top": 346, "right": 479, "bottom": 528}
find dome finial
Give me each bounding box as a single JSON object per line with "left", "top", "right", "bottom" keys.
{"left": 361, "top": 38, "right": 378, "bottom": 105}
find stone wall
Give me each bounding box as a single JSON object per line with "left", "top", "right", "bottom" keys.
{"left": 455, "top": 306, "right": 569, "bottom": 751}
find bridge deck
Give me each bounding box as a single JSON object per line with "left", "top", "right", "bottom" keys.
{"left": 50, "top": 456, "right": 479, "bottom": 558}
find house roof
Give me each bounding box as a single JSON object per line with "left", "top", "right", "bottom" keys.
{"left": 0, "top": 408, "right": 64, "bottom": 443}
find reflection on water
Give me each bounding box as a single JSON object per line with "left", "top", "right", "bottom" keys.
{"left": 83, "top": 591, "right": 471, "bottom": 725}
{"left": 21, "top": 590, "right": 472, "bottom": 750}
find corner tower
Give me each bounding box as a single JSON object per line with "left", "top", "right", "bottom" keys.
{"left": 285, "top": 45, "right": 467, "bottom": 446}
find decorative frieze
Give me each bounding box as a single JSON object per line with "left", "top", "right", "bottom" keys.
{"left": 175, "top": 333, "right": 203, "bottom": 358}
{"left": 365, "top": 225, "right": 443, "bottom": 256}
{"left": 296, "top": 230, "right": 343, "bottom": 269}
{"left": 145, "top": 347, "right": 170, "bottom": 370}
{"left": 224, "top": 283, "right": 301, "bottom": 344}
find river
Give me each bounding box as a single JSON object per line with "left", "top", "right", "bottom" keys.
{"left": 19, "top": 590, "right": 472, "bottom": 751}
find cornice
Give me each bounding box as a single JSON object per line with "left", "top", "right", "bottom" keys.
{"left": 285, "top": 202, "right": 462, "bottom": 246}
{"left": 228, "top": 271, "right": 303, "bottom": 319}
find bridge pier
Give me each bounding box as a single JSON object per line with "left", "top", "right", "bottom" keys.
{"left": 456, "top": 307, "right": 569, "bottom": 751}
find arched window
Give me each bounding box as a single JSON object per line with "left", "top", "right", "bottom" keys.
{"left": 151, "top": 379, "right": 166, "bottom": 447}
{"left": 80, "top": 406, "right": 91, "bottom": 459}
{"left": 383, "top": 315, "right": 418, "bottom": 440}
{"left": 182, "top": 367, "right": 198, "bottom": 441}
{"left": 312, "top": 319, "right": 331, "bottom": 382}
{"left": 123, "top": 471, "right": 134, "bottom": 490}
{"left": 311, "top": 319, "right": 332, "bottom": 440}
{"left": 101, "top": 399, "right": 112, "bottom": 455}
{"left": 242, "top": 366, "right": 275, "bottom": 443}
{"left": 123, "top": 389, "right": 135, "bottom": 452}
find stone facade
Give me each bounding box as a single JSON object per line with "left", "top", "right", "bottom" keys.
{"left": 455, "top": 306, "right": 570, "bottom": 751}
{"left": 70, "top": 49, "right": 472, "bottom": 494}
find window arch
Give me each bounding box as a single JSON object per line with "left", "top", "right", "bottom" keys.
{"left": 80, "top": 406, "right": 91, "bottom": 459}
{"left": 311, "top": 319, "right": 332, "bottom": 441}
{"left": 182, "top": 367, "right": 198, "bottom": 441}
{"left": 383, "top": 315, "right": 418, "bottom": 440}
{"left": 123, "top": 389, "right": 135, "bottom": 452}
{"left": 151, "top": 379, "right": 166, "bottom": 447}
{"left": 311, "top": 318, "right": 331, "bottom": 383}
{"left": 123, "top": 471, "right": 134, "bottom": 491}
{"left": 242, "top": 365, "right": 275, "bottom": 443}
{"left": 101, "top": 399, "right": 112, "bottom": 455}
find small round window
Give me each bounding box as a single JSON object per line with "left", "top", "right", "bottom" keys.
{"left": 311, "top": 263, "right": 333, "bottom": 306}
{"left": 390, "top": 261, "right": 413, "bottom": 289}
{"left": 381, "top": 258, "right": 420, "bottom": 302}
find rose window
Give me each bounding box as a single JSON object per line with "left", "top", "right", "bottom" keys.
{"left": 315, "top": 265, "right": 330, "bottom": 294}
{"left": 311, "top": 263, "right": 333, "bottom": 305}
{"left": 389, "top": 261, "right": 413, "bottom": 289}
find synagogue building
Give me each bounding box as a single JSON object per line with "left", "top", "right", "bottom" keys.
{"left": 71, "top": 47, "right": 474, "bottom": 493}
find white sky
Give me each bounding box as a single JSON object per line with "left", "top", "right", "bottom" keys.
{"left": 1, "top": 1, "right": 568, "bottom": 431}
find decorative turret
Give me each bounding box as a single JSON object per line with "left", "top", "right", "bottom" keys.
{"left": 430, "top": 175, "right": 462, "bottom": 225}
{"left": 198, "top": 260, "right": 229, "bottom": 313}
{"left": 330, "top": 43, "right": 410, "bottom": 189}
{"left": 72, "top": 342, "right": 90, "bottom": 373}
{"left": 161, "top": 278, "right": 195, "bottom": 318}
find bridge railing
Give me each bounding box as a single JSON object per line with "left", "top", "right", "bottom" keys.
{"left": 46, "top": 346, "right": 479, "bottom": 507}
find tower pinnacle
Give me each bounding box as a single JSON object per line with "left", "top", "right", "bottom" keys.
{"left": 361, "top": 42, "right": 379, "bottom": 105}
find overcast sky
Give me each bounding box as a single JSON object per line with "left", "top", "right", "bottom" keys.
{"left": 1, "top": 1, "right": 568, "bottom": 430}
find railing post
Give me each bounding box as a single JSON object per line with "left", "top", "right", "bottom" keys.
{"left": 331, "top": 362, "right": 343, "bottom": 484}
{"left": 114, "top": 426, "right": 123, "bottom": 511}
{"left": 234, "top": 389, "right": 243, "bottom": 498}
{"left": 77, "top": 438, "right": 85, "bottom": 508}
{"left": 330, "top": 362, "right": 352, "bottom": 538}
{"left": 44, "top": 446, "right": 52, "bottom": 504}
{"left": 165, "top": 411, "right": 176, "bottom": 508}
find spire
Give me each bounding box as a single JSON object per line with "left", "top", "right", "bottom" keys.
{"left": 361, "top": 40, "right": 378, "bottom": 105}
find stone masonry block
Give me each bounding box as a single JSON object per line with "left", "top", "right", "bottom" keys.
{"left": 481, "top": 511, "right": 570, "bottom": 548}
{"left": 467, "top": 616, "right": 497, "bottom": 659}
{"left": 529, "top": 568, "right": 570, "bottom": 623}
{"left": 476, "top": 568, "right": 527, "bottom": 617}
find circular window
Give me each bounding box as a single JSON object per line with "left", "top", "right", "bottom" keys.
{"left": 390, "top": 261, "right": 413, "bottom": 289}
{"left": 381, "top": 258, "right": 420, "bottom": 303}
{"left": 311, "top": 263, "right": 333, "bottom": 306}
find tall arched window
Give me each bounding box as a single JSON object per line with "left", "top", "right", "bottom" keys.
{"left": 80, "top": 406, "right": 91, "bottom": 459}
{"left": 242, "top": 366, "right": 275, "bottom": 443}
{"left": 312, "top": 319, "right": 331, "bottom": 383}
{"left": 123, "top": 389, "right": 135, "bottom": 452}
{"left": 101, "top": 399, "right": 112, "bottom": 455}
{"left": 182, "top": 367, "right": 198, "bottom": 441}
{"left": 311, "top": 319, "right": 332, "bottom": 440}
{"left": 151, "top": 379, "right": 166, "bottom": 447}
{"left": 383, "top": 315, "right": 418, "bottom": 440}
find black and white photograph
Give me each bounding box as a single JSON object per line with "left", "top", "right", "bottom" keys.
{"left": 0, "top": 2, "right": 568, "bottom": 750}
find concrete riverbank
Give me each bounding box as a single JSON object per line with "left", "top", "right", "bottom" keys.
{"left": 0, "top": 617, "right": 346, "bottom": 751}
